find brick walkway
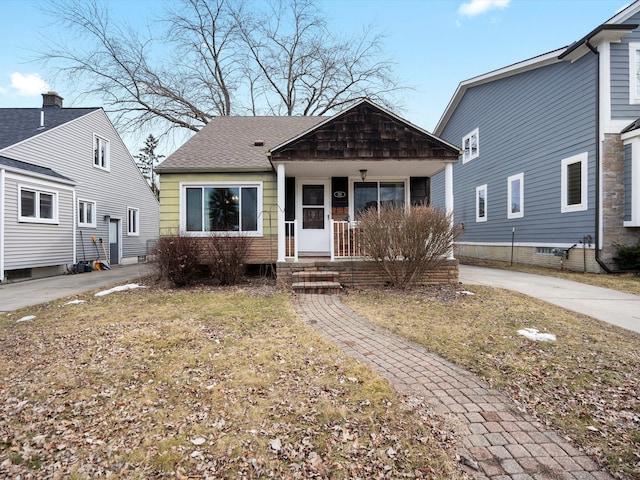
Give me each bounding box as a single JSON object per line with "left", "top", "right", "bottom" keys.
{"left": 295, "top": 294, "right": 613, "bottom": 480}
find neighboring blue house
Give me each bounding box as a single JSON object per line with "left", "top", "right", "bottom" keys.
{"left": 432, "top": 1, "right": 640, "bottom": 273}
{"left": 0, "top": 92, "right": 159, "bottom": 282}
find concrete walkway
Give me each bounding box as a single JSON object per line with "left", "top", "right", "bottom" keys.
{"left": 295, "top": 294, "right": 614, "bottom": 480}
{"left": 0, "top": 263, "right": 152, "bottom": 313}
{"left": 460, "top": 265, "right": 640, "bottom": 334}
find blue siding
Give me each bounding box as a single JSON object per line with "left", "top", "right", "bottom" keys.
{"left": 625, "top": 143, "right": 633, "bottom": 222}
{"left": 434, "top": 54, "right": 597, "bottom": 245}
{"left": 611, "top": 12, "right": 640, "bottom": 120}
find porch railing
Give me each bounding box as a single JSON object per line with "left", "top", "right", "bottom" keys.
{"left": 285, "top": 220, "right": 298, "bottom": 260}
{"left": 331, "top": 220, "right": 365, "bottom": 259}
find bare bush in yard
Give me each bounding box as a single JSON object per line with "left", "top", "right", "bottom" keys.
{"left": 358, "top": 204, "right": 461, "bottom": 288}
{"left": 152, "top": 233, "right": 202, "bottom": 287}
{"left": 204, "top": 234, "right": 253, "bottom": 285}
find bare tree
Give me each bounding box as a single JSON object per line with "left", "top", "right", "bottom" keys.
{"left": 233, "top": 0, "right": 398, "bottom": 115}
{"left": 41, "top": 0, "right": 403, "bottom": 133}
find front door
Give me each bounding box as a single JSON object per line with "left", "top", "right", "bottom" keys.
{"left": 109, "top": 219, "right": 120, "bottom": 264}
{"left": 296, "top": 179, "right": 331, "bottom": 255}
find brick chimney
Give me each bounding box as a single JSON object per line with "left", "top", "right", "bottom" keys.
{"left": 42, "top": 91, "right": 63, "bottom": 108}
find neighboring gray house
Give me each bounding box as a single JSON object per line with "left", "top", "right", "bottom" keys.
{"left": 0, "top": 92, "right": 159, "bottom": 282}
{"left": 432, "top": 1, "right": 640, "bottom": 273}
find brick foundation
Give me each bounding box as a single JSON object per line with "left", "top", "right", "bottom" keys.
{"left": 277, "top": 258, "right": 459, "bottom": 290}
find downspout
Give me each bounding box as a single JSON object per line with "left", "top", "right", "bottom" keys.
{"left": 587, "top": 40, "right": 609, "bottom": 271}
{"left": 585, "top": 40, "right": 616, "bottom": 273}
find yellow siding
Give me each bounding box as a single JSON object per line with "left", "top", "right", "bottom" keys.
{"left": 159, "top": 172, "right": 277, "bottom": 236}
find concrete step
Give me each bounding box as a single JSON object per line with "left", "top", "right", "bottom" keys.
{"left": 291, "top": 280, "right": 342, "bottom": 295}
{"left": 292, "top": 271, "right": 340, "bottom": 283}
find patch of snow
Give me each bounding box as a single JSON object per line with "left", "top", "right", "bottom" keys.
{"left": 64, "top": 299, "right": 86, "bottom": 305}
{"left": 16, "top": 315, "right": 36, "bottom": 323}
{"left": 94, "top": 283, "right": 145, "bottom": 297}
{"left": 517, "top": 328, "right": 556, "bottom": 342}
{"left": 458, "top": 290, "right": 475, "bottom": 296}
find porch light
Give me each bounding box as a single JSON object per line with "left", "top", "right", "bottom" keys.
{"left": 359, "top": 169, "right": 367, "bottom": 182}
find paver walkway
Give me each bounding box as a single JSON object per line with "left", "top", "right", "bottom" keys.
{"left": 295, "top": 294, "right": 613, "bottom": 480}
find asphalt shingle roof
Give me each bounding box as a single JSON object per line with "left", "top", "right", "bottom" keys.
{"left": 0, "top": 155, "right": 75, "bottom": 183}
{"left": 0, "top": 106, "right": 99, "bottom": 150}
{"left": 156, "top": 116, "right": 327, "bottom": 172}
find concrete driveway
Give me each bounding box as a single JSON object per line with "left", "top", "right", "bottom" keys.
{"left": 0, "top": 263, "right": 153, "bottom": 314}
{"left": 459, "top": 264, "right": 640, "bottom": 334}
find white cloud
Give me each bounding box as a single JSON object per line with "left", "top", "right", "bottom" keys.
{"left": 458, "top": 0, "right": 510, "bottom": 18}
{"left": 10, "top": 72, "right": 50, "bottom": 96}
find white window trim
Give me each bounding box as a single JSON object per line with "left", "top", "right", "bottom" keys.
{"left": 507, "top": 173, "right": 524, "bottom": 219}
{"left": 629, "top": 42, "right": 640, "bottom": 105}
{"left": 78, "top": 199, "right": 97, "bottom": 228}
{"left": 475, "top": 184, "right": 487, "bottom": 222}
{"left": 623, "top": 138, "right": 640, "bottom": 226}
{"left": 349, "top": 177, "right": 409, "bottom": 217}
{"left": 18, "top": 184, "right": 59, "bottom": 224}
{"left": 127, "top": 207, "right": 140, "bottom": 236}
{"left": 180, "top": 181, "right": 263, "bottom": 236}
{"left": 561, "top": 152, "right": 588, "bottom": 213}
{"left": 93, "top": 133, "right": 110, "bottom": 171}
{"left": 462, "top": 128, "right": 479, "bottom": 164}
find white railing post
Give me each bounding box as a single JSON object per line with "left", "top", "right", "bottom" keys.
{"left": 277, "top": 164, "right": 286, "bottom": 262}
{"left": 330, "top": 220, "right": 335, "bottom": 260}
{"left": 445, "top": 162, "right": 455, "bottom": 260}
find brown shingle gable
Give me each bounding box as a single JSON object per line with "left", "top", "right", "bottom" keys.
{"left": 157, "top": 116, "right": 326, "bottom": 172}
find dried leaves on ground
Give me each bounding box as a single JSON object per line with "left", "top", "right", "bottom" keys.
{"left": 0, "top": 283, "right": 465, "bottom": 479}
{"left": 343, "top": 285, "right": 640, "bottom": 479}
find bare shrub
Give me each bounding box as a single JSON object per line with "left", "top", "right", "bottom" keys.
{"left": 152, "top": 233, "right": 202, "bottom": 287}
{"left": 204, "top": 234, "right": 253, "bottom": 285}
{"left": 358, "top": 204, "right": 461, "bottom": 288}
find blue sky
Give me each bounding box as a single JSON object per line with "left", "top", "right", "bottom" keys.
{"left": 0, "top": 0, "right": 632, "bottom": 154}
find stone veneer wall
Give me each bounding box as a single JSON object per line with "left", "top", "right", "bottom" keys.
{"left": 277, "top": 259, "right": 459, "bottom": 290}
{"left": 602, "top": 134, "right": 640, "bottom": 267}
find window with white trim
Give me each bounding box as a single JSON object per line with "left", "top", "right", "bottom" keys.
{"left": 462, "top": 128, "right": 479, "bottom": 163}
{"left": 354, "top": 180, "right": 405, "bottom": 216}
{"left": 507, "top": 173, "right": 524, "bottom": 219}
{"left": 476, "top": 184, "right": 487, "bottom": 222}
{"left": 629, "top": 43, "right": 640, "bottom": 104}
{"left": 561, "top": 153, "right": 588, "bottom": 213}
{"left": 93, "top": 134, "right": 110, "bottom": 170}
{"left": 19, "top": 186, "right": 58, "bottom": 223}
{"left": 127, "top": 207, "right": 139, "bottom": 236}
{"left": 184, "top": 183, "right": 262, "bottom": 235}
{"left": 78, "top": 199, "right": 96, "bottom": 227}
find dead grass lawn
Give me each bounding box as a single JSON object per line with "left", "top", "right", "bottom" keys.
{"left": 343, "top": 285, "right": 640, "bottom": 479}
{"left": 0, "top": 284, "right": 464, "bottom": 479}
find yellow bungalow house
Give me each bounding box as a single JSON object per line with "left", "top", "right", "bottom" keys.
{"left": 156, "top": 99, "right": 460, "bottom": 289}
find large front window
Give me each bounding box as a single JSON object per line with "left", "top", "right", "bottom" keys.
{"left": 354, "top": 181, "right": 405, "bottom": 216}
{"left": 184, "top": 184, "right": 260, "bottom": 234}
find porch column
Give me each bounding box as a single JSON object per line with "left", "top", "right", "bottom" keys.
{"left": 277, "top": 163, "right": 286, "bottom": 262}
{"left": 445, "top": 162, "right": 455, "bottom": 259}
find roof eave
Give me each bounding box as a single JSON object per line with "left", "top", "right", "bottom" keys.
{"left": 156, "top": 166, "right": 273, "bottom": 174}
{"left": 558, "top": 23, "right": 638, "bottom": 62}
